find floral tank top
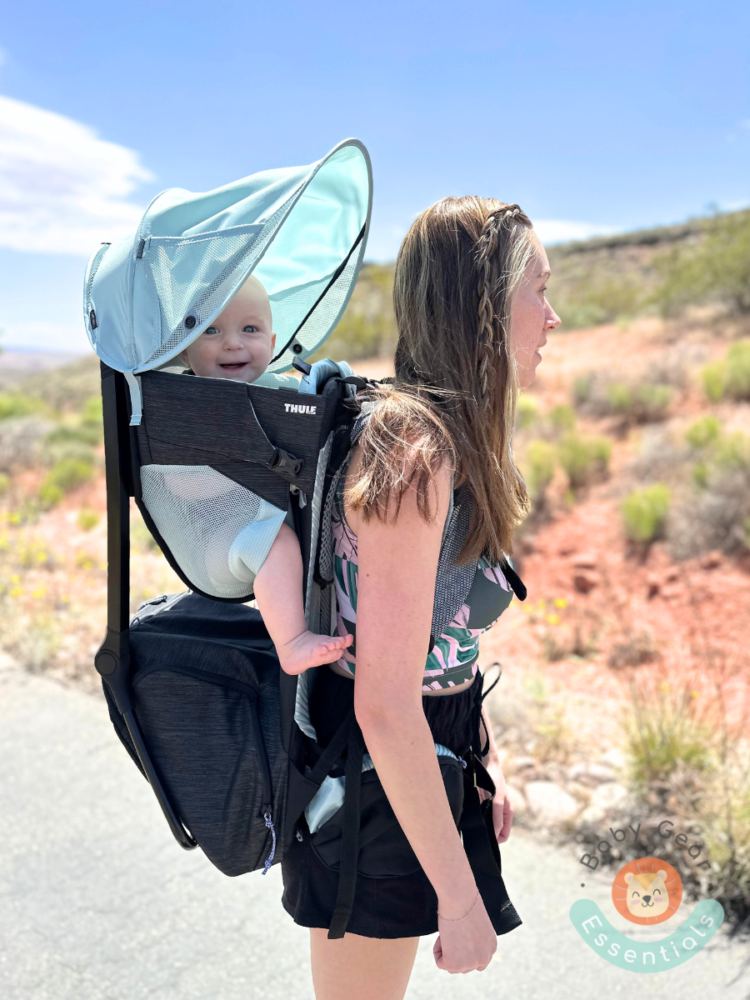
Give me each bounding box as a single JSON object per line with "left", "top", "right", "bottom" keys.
{"left": 330, "top": 477, "right": 517, "bottom": 692}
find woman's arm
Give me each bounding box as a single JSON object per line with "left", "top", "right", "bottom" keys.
{"left": 351, "top": 452, "right": 496, "bottom": 971}
{"left": 480, "top": 703, "right": 513, "bottom": 844}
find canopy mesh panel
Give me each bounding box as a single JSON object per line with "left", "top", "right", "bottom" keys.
{"left": 145, "top": 199, "right": 292, "bottom": 369}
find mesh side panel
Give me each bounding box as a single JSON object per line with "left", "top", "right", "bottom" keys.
{"left": 144, "top": 200, "right": 291, "bottom": 369}
{"left": 304, "top": 430, "right": 335, "bottom": 630}
{"left": 85, "top": 244, "right": 110, "bottom": 311}
{"left": 430, "top": 490, "right": 477, "bottom": 638}
{"left": 140, "top": 465, "right": 287, "bottom": 599}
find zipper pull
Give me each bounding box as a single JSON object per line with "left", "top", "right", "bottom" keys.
{"left": 261, "top": 809, "right": 276, "bottom": 874}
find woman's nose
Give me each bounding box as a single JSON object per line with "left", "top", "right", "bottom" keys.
{"left": 546, "top": 305, "right": 562, "bottom": 330}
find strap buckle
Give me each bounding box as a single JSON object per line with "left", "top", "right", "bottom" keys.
{"left": 267, "top": 447, "right": 304, "bottom": 484}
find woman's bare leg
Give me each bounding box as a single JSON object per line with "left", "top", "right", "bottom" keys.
{"left": 309, "top": 929, "right": 420, "bottom": 1000}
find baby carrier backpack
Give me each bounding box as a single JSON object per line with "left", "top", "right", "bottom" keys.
{"left": 84, "top": 138, "right": 527, "bottom": 939}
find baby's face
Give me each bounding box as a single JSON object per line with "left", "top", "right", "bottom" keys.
{"left": 181, "top": 275, "right": 276, "bottom": 382}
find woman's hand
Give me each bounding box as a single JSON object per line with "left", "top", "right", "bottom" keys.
{"left": 478, "top": 758, "right": 513, "bottom": 844}
{"left": 433, "top": 888, "right": 497, "bottom": 973}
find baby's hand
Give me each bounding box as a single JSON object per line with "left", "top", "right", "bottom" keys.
{"left": 277, "top": 631, "right": 353, "bottom": 675}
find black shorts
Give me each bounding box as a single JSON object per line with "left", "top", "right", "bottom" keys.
{"left": 280, "top": 665, "right": 522, "bottom": 939}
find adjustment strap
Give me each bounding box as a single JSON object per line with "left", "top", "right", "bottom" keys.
{"left": 327, "top": 717, "right": 365, "bottom": 939}
{"left": 308, "top": 707, "right": 356, "bottom": 785}
{"left": 458, "top": 753, "right": 514, "bottom": 932}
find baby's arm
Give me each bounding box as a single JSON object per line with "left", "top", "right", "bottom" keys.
{"left": 253, "top": 522, "right": 352, "bottom": 674}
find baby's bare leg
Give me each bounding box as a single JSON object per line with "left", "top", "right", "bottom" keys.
{"left": 253, "top": 523, "right": 352, "bottom": 675}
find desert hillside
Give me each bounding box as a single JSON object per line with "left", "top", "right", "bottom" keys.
{"left": 1, "top": 206, "right": 749, "bottom": 932}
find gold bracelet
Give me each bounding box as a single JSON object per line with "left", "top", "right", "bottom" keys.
{"left": 437, "top": 889, "right": 480, "bottom": 921}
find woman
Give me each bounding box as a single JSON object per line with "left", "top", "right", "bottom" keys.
{"left": 281, "top": 196, "right": 561, "bottom": 997}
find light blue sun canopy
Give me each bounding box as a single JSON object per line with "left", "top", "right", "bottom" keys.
{"left": 83, "top": 139, "right": 372, "bottom": 376}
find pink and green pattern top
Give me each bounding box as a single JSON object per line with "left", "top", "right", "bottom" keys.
{"left": 330, "top": 484, "right": 516, "bottom": 692}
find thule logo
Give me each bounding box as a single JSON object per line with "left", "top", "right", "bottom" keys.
{"left": 285, "top": 403, "right": 317, "bottom": 415}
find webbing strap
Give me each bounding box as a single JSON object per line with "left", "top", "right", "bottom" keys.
{"left": 327, "top": 717, "right": 365, "bottom": 939}
{"left": 458, "top": 753, "right": 514, "bottom": 932}
{"left": 308, "top": 707, "right": 356, "bottom": 785}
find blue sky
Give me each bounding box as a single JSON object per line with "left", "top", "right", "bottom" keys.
{"left": 0, "top": 0, "right": 748, "bottom": 353}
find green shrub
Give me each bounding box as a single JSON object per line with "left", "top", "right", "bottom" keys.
{"left": 685, "top": 415, "right": 722, "bottom": 449}
{"left": 0, "top": 472, "right": 10, "bottom": 497}
{"left": 605, "top": 382, "right": 673, "bottom": 422}
{"left": 0, "top": 393, "right": 39, "bottom": 420}
{"left": 38, "top": 483, "right": 64, "bottom": 509}
{"left": 558, "top": 432, "right": 611, "bottom": 491}
{"left": 39, "top": 458, "right": 95, "bottom": 507}
{"left": 46, "top": 424, "right": 102, "bottom": 447}
{"left": 701, "top": 360, "right": 727, "bottom": 402}
{"left": 77, "top": 508, "right": 100, "bottom": 531}
{"left": 606, "top": 383, "right": 632, "bottom": 411}
{"left": 724, "top": 341, "right": 750, "bottom": 401}
{"left": 572, "top": 373, "right": 594, "bottom": 406}
{"left": 651, "top": 210, "right": 750, "bottom": 318}
{"left": 692, "top": 462, "right": 710, "bottom": 489}
{"left": 81, "top": 396, "right": 103, "bottom": 426}
{"left": 524, "top": 440, "right": 557, "bottom": 498}
{"left": 715, "top": 431, "right": 750, "bottom": 472}
{"left": 621, "top": 483, "right": 671, "bottom": 543}
{"left": 548, "top": 403, "right": 576, "bottom": 434}
{"left": 516, "top": 396, "right": 540, "bottom": 430}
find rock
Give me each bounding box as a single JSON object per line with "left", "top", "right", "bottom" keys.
{"left": 558, "top": 544, "right": 576, "bottom": 557}
{"left": 589, "top": 782, "right": 630, "bottom": 812}
{"left": 578, "top": 804, "right": 608, "bottom": 825}
{"left": 505, "top": 784, "right": 527, "bottom": 818}
{"left": 524, "top": 781, "right": 580, "bottom": 826}
{"left": 699, "top": 550, "right": 723, "bottom": 570}
{"left": 600, "top": 747, "right": 627, "bottom": 770}
{"left": 664, "top": 567, "right": 680, "bottom": 583}
{"left": 511, "top": 755, "right": 537, "bottom": 771}
{"left": 573, "top": 571, "right": 599, "bottom": 594}
{"left": 567, "top": 782, "right": 593, "bottom": 804}
{"left": 567, "top": 762, "right": 618, "bottom": 786}
{"left": 572, "top": 553, "right": 597, "bottom": 569}
{"left": 646, "top": 574, "right": 660, "bottom": 599}
{"left": 661, "top": 583, "right": 683, "bottom": 600}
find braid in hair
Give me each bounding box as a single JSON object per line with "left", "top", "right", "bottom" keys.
{"left": 474, "top": 204, "right": 527, "bottom": 407}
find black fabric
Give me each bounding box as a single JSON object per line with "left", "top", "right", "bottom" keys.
{"left": 137, "top": 369, "right": 338, "bottom": 500}
{"left": 280, "top": 667, "right": 522, "bottom": 939}
{"left": 104, "top": 593, "right": 289, "bottom": 877}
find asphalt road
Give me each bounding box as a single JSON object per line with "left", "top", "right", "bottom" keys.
{"left": 1, "top": 666, "right": 748, "bottom": 1000}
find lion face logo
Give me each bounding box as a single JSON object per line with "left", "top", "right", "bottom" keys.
{"left": 612, "top": 857, "right": 683, "bottom": 925}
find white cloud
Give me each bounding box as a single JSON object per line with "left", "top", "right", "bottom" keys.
{"left": 1, "top": 320, "right": 90, "bottom": 353}
{"left": 533, "top": 219, "right": 617, "bottom": 245}
{"left": 0, "top": 94, "right": 154, "bottom": 255}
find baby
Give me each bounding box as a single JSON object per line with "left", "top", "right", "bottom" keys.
{"left": 179, "top": 273, "right": 352, "bottom": 675}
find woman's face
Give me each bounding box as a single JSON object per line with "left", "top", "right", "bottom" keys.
{"left": 509, "top": 232, "right": 561, "bottom": 389}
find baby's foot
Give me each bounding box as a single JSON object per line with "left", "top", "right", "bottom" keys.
{"left": 277, "top": 630, "right": 353, "bottom": 675}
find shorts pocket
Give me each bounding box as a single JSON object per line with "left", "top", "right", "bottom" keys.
{"left": 309, "top": 755, "right": 465, "bottom": 878}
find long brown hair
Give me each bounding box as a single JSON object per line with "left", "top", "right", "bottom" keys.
{"left": 345, "top": 196, "right": 537, "bottom": 564}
